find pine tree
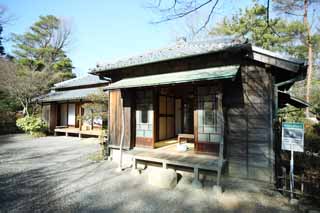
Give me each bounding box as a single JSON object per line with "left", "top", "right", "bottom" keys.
{"left": 12, "top": 15, "right": 74, "bottom": 82}
{"left": 0, "top": 25, "right": 5, "bottom": 56}
{"left": 273, "top": 0, "right": 320, "bottom": 117}
{"left": 210, "top": 3, "right": 292, "bottom": 51}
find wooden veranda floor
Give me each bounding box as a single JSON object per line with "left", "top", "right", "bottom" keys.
{"left": 128, "top": 143, "right": 225, "bottom": 172}
{"left": 54, "top": 127, "right": 103, "bottom": 138}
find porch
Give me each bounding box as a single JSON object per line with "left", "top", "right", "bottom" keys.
{"left": 54, "top": 127, "right": 105, "bottom": 138}
{"left": 127, "top": 142, "right": 226, "bottom": 186}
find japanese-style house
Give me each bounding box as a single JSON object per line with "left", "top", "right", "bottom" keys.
{"left": 91, "top": 39, "right": 308, "bottom": 184}
{"left": 38, "top": 74, "right": 110, "bottom": 137}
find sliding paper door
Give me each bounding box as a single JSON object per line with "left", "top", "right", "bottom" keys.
{"left": 68, "top": 103, "right": 76, "bottom": 126}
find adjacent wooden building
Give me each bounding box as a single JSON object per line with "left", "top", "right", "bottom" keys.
{"left": 92, "top": 40, "right": 308, "bottom": 183}
{"left": 37, "top": 74, "right": 109, "bottom": 137}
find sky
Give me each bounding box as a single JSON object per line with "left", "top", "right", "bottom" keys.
{"left": 2, "top": 0, "right": 252, "bottom": 76}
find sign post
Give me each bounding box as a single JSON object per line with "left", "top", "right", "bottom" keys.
{"left": 281, "top": 122, "right": 304, "bottom": 202}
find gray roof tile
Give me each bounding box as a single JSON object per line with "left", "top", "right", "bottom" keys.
{"left": 92, "top": 38, "right": 305, "bottom": 73}
{"left": 38, "top": 87, "right": 105, "bottom": 102}
{"left": 93, "top": 39, "right": 244, "bottom": 72}
{"left": 54, "top": 74, "right": 109, "bottom": 89}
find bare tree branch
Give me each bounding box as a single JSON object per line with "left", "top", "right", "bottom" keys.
{"left": 149, "top": 0, "right": 220, "bottom": 34}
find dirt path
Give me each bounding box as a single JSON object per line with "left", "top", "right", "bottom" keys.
{"left": 0, "top": 134, "right": 295, "bottom": 212}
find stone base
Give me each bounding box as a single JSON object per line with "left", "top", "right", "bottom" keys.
{"left": 290, "top": 198, "right": 299, "bottom": 205}
{"left": 191, "top": 179, "right": 203, "bottom": 189}
{"left": 177, "top": 175, "right": 192, "bottom": 190}
{"left": 116, "top": 167, "right": 124, "bottom": 172}
{"left": 131, "top": 169, "right": 141, "bottom": 176}
{"left": 213, "top": 185, "right": 222, "bottom": 195}
{"left": 148, "top": 168, "right": 177, "bottom": 189}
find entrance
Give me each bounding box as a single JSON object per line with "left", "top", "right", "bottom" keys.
{"left": 155, "top": 85, "right": 195, "bottom": 148}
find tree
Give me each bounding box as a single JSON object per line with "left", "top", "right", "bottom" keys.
{"left": 149, "top": 0, "right": 221, "bottom": 32}
{"left": 12, "top": 15, "right": 74, "bottom": 82}
{"left": 0, "top": 59, "right": 51, "bottom": 115}
{"left": 148, "top": 0, "right": 282, "bottom": 34}
{"left": 80, "top": 89, "right": 108, "bottom": 130}
{"left": 0, "top": 25, "right": 4, "bottom": 56}
{"left": 0, "top": 5, "right": 11, "bottom": 56}
{"left": 273, "top": 0, "right": 320, "bottom": 117}
{"left": 210, "top": 3, "right": 292, "bottom": 51}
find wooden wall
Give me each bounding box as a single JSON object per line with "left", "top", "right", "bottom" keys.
{"left": 109, "top": 89, "right": 133, "bottom": 149}
{"left": 223, "top": 64, "right": 274, "bottom": 183}
{"left": 49, "top": 103, "right": 58, "bottom": 132}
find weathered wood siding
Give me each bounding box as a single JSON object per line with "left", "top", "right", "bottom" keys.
{"left": 49, "top": 103, "right": 58, "bottom": 132}
{"left": 109, "top": 89, "right": 133, "bottom": 149}
{"left": 223, "top": 64, "right": 274, "bottom": 183}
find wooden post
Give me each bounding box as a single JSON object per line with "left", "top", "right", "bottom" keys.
{"left": 118, "top": 97, "right": 125, "bottom": 171}
{"left": 216, "top": 93, "right": 224, "bottom": 187}
{"left": 301, "top": 174, "right": 304, "bottom": 195}
{"left": 194, "top": 167, "right": 199, "bottom": 181}
{"left": 133, "top": 157, "right": 137, "bottom": 170}
{"left": 282, "top": 167, "right": 287, "bottom": 196}
{"left": 163, "top": 161, "right": 167, "bottom": 169}
{"left": 192, "top": 167, "right": 202, "bottom": 188}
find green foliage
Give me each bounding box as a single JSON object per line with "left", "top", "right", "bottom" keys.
{"left": 211, "top": 3, "right": 291, "bottom": 51}
{"left": 0, "top": 91, "right": 20, "bottom": 112}
{"left": 211, "top": 1, "right": 320, "bottom": 59}
{"left": 3, "top": 15, "right": 76, "bottom": 116}
{"left": 16, "top": 116, "right": 48, "bottom": 136}
{"left": 11, "top": 15, "right": 74, "bottom": 77}
{"left": 279, "top": 105, "right": 306, "bottom": 122}
{"left": 79, "top": 89, "right": 108, "bottom": 129}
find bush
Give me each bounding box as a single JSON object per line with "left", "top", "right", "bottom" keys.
{"left": 16, "top": 116, "right": 48, "bottom": 136}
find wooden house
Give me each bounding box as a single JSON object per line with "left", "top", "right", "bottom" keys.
{"left": 38, "top": 74, "right": 110, "bottom": 137}
{"left": 92, "top": 40, "right": 308, "bottom": 184}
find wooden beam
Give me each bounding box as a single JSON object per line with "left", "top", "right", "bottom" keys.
{"left": 251, "top": 52, "right": 300, "bottom": 73}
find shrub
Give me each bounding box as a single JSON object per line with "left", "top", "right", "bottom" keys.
{"left": 16, "top": 116, "right": 48, "bottom": 136}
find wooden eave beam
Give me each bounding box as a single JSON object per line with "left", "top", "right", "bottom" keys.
{"left": 250, "top": 51, "right": 301, "bottom": 73}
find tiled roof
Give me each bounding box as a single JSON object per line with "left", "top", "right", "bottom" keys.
{"left": 93, "top": 38, "right": 245, "bottom": 72}
{"left": 54, "top": 74, "right": 109, "bottom": 89}
{"left": 38, "top": 87, "right": 105, "bottom": 102}
{"left": 92, "top": 38, "right": 305, "bottom": 73}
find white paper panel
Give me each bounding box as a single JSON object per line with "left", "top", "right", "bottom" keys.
{"left": 68, "top": 104, "right": 76, "bottom": 125}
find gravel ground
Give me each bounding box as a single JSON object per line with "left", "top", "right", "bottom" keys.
{"left": 0, "top": 134, "right": 296, "bottom": 212}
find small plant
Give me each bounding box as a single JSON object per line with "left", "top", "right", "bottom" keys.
{"left": 16, "top": 116, "right": 48, "bottom": 136}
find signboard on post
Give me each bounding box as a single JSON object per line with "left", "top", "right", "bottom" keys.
{"left": 282, "top": 122, "right": 304, "bottom": 152}
{"left": 281, "top": 122, "right": 304, "bottom": 202}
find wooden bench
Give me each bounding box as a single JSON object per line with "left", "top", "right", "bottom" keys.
{"left": 177, "top": 133, "right": 194, "bottom": 144}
